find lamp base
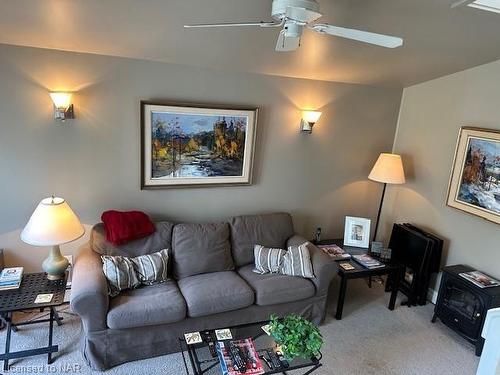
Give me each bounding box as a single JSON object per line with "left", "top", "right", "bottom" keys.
{"left": 42, "top": 245, "right": 69, "bottom": 281}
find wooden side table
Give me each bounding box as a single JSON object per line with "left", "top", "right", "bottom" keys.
{"left": 0, "top": 272, "right": 67, "bottom": 371}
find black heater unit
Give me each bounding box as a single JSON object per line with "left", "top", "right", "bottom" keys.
{"left": 387, "top": 224, "right": 443, "bottom": 306}
{"left": 432, "top": 265, "right": 500, "bottom": 356}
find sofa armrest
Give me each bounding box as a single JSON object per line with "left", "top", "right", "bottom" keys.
{"left": 287, "top": 234, "right": 337, "bottom": 297}
{"left": 70, "top": 244, "right": 109, "bottom": 332}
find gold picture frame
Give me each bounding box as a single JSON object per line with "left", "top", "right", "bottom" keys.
{"left": 446, "top": 127, "right": 500, "bottom": 225}
{"left": 141, "top": 101, "right": 258, "bottom": 189}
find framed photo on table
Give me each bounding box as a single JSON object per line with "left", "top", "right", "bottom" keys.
{"left": 343, "top": 216, "right": 371, "bottom": 248}
{"left": 141, "top": 101, "right": 258, "bottom": 189}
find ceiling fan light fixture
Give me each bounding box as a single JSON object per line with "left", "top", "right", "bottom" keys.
{"left": 185, "top": 0, "right": 404, "bottom": 52}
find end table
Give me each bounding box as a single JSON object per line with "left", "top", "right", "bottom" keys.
{"left": 313, "top": 239, "right": 402, "bottom": 320}
{"left": 0, "top": 272, "right": 67, "bottom": 371}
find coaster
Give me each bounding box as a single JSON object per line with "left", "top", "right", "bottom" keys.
{"left": 184, "top": 332, "right": 202, "bottom": 344}
{"left": 339, "top": 263, "right": 355, "bottom": 271}
{"left": 261, "top": 324, "right": 271, "bottom": 336}
{"left": 34, "top": 293, "right": 53, "bottom": 304}
{"left": 215, "top": 328, "right": 233, "bottom": 340}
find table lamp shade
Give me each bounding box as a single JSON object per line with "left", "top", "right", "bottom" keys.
{"left": 368, "top": 153, "right": 406, "bottom": 185}
{"left": 21, "top": 197, "right": 84, "bottom": 246}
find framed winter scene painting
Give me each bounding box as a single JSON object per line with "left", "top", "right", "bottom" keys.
{"left": 141, "top": 101, "right": 258, "bottom": 188}
{"left": 447, "top": 127, "right": 500, "bottom": 225}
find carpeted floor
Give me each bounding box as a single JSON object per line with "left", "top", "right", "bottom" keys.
{"left": 0, "top": 278, "right": 480, "bottom": 374}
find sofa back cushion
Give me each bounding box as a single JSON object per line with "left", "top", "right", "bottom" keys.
{"left": 229, "top": 213, "right": 295, "bottom": 267}
{"left": 172, "top": 223, "right": 234, "bottom": 279}
{"left": 91, "top": 221, "right": 174, "bottom": 258}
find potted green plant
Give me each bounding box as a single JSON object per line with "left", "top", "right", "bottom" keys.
{"left": 269, "top": 314, "right": 323, "bottom": 361}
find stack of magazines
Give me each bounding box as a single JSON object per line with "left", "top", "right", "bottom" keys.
{"left": 0, "top": 267, "right": 24, "bottom": 291}
{"left": 459, "top": 271, "right": 500, "bottom": 288}
{"left": 216, "top": 338, "right": 264, "bottom": 375}
{"left": 352, "top": 254, "right": 384, "bottom": 269}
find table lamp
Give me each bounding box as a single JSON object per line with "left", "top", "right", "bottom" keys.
{"left": 368, "top": 153, "right": 405, "bottom": 242}
{"left": 21, "top": 196, "right": 84, "bottom": 280}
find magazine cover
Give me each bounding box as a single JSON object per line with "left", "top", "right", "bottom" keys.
{"left": 318, "top": 244, "right": 351, "bottom": 260}
{"left": 459, "top": 271, "right": 500, "bottom": 288}
{"left": 0, "top": 267, "right": 23, "bottom": 282}
{"left": 216, "top": 338, "right": 264, "bottom": 375}
{"left": 352, "top": 254, "right": 384, "bottom": 269}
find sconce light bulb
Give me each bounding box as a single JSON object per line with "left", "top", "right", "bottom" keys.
{"left": 302, "top": 111, "right": 322, "bottom": 124}
{"left": 49, "top": 92, "right": 72, "bottom": 110}
{"left": 49, "top": 92, "right": 74, "bottom": 121}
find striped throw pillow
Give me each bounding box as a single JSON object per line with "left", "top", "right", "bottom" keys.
{"left": 101, "top": 255, "right": 141, "bottom": 297}
{"left": 253, "top": 245, "right": 286, "bottom": 274}
{"left": 131, "top": 249, "right": 169, "bottom": 285}
{"left": 281, "top": 242, "right": 315, "bottom": 279}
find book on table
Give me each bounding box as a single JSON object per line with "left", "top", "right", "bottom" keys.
{"left": 0, "top": 267, "right": 23, "bottom": 290}
{"left": 216, "top": 338, "right": 264, "bottom": 375}
{"left": 459, "top": 271, "right": 500, "bottom": 288}
{"left": 352, "top": 254, "right": 385, "bottom": 269}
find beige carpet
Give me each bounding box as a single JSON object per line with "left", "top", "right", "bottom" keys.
{"left": 0, "top": 278, "right": 480, "bottom": 374}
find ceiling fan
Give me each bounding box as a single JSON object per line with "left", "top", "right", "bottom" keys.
{"left": 184, "top": 0, "right": 403, "bottom": 51}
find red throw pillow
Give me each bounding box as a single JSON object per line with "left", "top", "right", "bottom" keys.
{"left": 101, "top": 210, "right": 156, "bottom": 246}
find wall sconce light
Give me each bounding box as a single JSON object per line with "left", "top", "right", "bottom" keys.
{"left": 300, "top": 111, "right": 322, "bottom": 134}
{"left": 49, "top": 92, "right": 74, "bottom": 121}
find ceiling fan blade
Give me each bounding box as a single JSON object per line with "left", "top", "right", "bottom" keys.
{"left": 310, "top": 24, "right": 403, "bottom": 48}
{"left": 184, "top": 21, "right": 281, "bottom": 28}
{"left": 275, "top": 29, "right": 300, "bottom": 52}
{"left": 285, "top": 6, "right": 322, "bottom": 24}
{"left": 451, "top": 0, "right": 475, "bottom": 8}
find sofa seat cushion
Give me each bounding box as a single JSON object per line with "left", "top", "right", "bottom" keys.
{"left": 107, "top": 281, "right": 186, "bottom": 329}
{"left": 178, "top": 271, "right": 254, "bottom": 318}
{"left": 237, "top": 265, "right": 315, "bottom": 306}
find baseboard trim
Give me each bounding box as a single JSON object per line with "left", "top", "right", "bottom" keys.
{"left": 428, "top": 288, "right": 438, "bottom": 304}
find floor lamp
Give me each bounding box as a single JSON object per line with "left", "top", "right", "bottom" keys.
{"left": 368, "top": 153, "right": 406, "bottom": 242}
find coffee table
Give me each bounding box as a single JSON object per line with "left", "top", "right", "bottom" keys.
{"left": 179, "top": 320, "right": 323, "bottom": 375}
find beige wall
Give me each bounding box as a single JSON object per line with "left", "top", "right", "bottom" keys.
{"left": 381, "top": 59, "right": 500, "bottom": 290}
{"left": 0, "top": 44, "right": 402, "bottom": 272}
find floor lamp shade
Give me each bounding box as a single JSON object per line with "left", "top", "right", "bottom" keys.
{"left": 368, "top": 153, "right": 406, "bottom": 184}
{"left": 369, "top": 153, "right": 405, "bottom": 242}
{"left": 21, "top": 197, "right": 84, "bottom": 280}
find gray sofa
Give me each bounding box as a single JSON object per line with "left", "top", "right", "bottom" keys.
{"left": 70, "top": 212, "right": 336, "bottom": 370}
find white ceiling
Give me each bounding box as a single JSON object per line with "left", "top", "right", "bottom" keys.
{"left": 1, "top": 0, "right": 500, "bottom": 87}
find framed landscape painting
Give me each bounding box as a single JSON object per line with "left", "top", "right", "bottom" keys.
{"left": 447, "top": 127, "right": 500, "bottom": 225}
{"left": 141, "top": 102, "right": 258, "bottom": 188}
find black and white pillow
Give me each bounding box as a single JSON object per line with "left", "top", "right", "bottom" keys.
{"left": 101, "top": 248, "right": 170, "bottom": 296}
{"left": 101, "top": 255, "right": 141, "bottom": 297}
{"left": 281, "top": 242, "right": 315, "bottom": 279}
{"left": 131, "top": 249, "right": 169, "bottom": 285}
{"left": 253, "top": 245, "right": 286, "bottom": 274}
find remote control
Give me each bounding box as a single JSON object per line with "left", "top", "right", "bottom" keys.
{"left": 228, "top": 342, "right": 247, "bottom": 373}
{"left": 202, "top": 331, "right": 217, "bottom": 358}
{"left": 268, "top": 350, "right": 282, "bottom": 369}
{"left": 260, "top": 354, "right": 273, "bottom": 369}
{"left": 208, "top": 341, "right": 217, "bottom": 358}
{"left": 277, "top": 353, "right": 289, "bottom": 368}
